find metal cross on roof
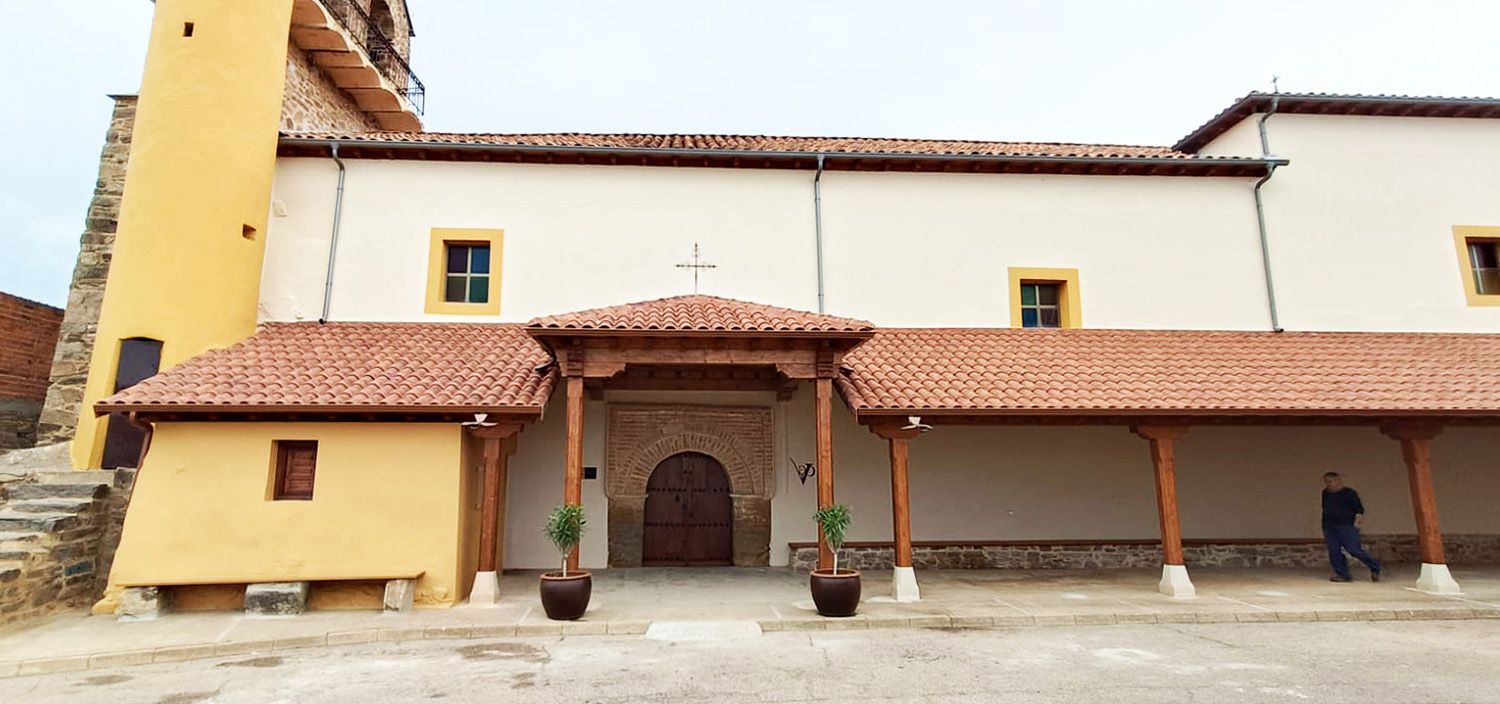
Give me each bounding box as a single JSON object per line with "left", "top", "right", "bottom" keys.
{"left": 675, "top": 242, "right": 717, "bottom": 293}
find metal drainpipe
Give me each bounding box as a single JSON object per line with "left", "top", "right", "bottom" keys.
{"left": 1253, "top": 94, "right": 1284, "bottom": 332}
{"left": 813, "top": 153, "right": 827, "bottom": 313}
{"left": 319, "top": 143, "right": 348, "bottom": 324}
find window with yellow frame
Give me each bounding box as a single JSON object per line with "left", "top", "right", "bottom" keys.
{"left": 1008, "top": 267, "right": 1081, "bottom": 328}
{"left": 425, "top": 228, "right": 503, "bottom": 315}
{"left": 1454, "top": 226, "right": 1500, "bottom": 306}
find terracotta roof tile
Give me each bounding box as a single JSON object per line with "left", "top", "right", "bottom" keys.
{"left": 284, "top": 131, "right": 1200, "bottom": 160}
{"left": 96, "top": 323, "right": 555, "bottom": 413}
{"left": 525, "top": 295, "right": 873, "bottom": 335}
{"left": 838, "top": 328, "right": 1500, "bottom": 416}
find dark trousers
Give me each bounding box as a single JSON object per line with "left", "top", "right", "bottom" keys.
{"left": 1324, "top": 524, "right": 1381, "bottom": 578}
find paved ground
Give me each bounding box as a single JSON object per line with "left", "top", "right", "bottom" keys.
{"left": 2, "top": 565, "right": 1498, "bottom": 677}
{"left": 2, "top": 620, "right": 1499, "bottom": 703}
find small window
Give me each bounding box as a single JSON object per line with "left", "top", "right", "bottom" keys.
{"left": 274, "top": 441, "right": 318, "bottom": 501}
{"left": 1019, "top": 283, "right": 1062, "bottom": 328}
{"left": 1468, "top": 240, "right": 1500, "bottom": 296}
{"left": 443, "top": 243, "right": 491, "bottom": 304}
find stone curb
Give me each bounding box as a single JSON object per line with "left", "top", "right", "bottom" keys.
{"left": 1, "top": 606, "right": 1495, "bottom": 678}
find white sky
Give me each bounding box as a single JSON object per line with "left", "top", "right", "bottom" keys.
{"left": 5, "top": 0, "right": 1499, "bottom": 306}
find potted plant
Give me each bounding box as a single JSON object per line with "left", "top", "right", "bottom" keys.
{"left": 539, "top": 504, "right": 591, "bottom": 620}
{"left": 810, "top": 504, "right": 860, "bottom": 617}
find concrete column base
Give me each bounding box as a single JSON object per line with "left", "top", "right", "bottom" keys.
{"left": 245, "top": 582, "right": 310, "bottom": 616}
{"left": 118, "top": 586, "right": 168, "bottom": 621}
{"left": 1415, "top": 563, "right": 1462, "bottom": 594}
{"left": 461, "top": 571, "right": 501, "bottom": 608}
{"left": 384, "top": 578, "right": 415, "bottom": 614}
{"left": 892, "top": 566, "right": 921, "bottom": 602}
{"left": 1158, "top": 564, "right": 1196, "bottom": 598}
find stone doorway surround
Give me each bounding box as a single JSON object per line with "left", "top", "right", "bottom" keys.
{"left": 605, "top": 404, "right": 774, "bottom": 567}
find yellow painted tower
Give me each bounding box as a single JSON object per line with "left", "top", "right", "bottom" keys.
{"left": 71, "top": 0, "right": 296, "bottom": 469}
{"left": 71, "top": 0, "right": 420, "bottom": 469}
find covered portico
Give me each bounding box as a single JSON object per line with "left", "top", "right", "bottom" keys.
{"left": 839, "top": 328, "right": 1500, "bottom": 600}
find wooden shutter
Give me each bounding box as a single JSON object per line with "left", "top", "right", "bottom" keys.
{"left": 275, "top": 441, "right": 319, "bottom": 500}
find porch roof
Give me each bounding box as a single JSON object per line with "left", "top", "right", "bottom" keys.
{"left": 525, "top": 295, "right": 874, "bottom": 338}
{"left": 839, "top": 327, "right": 1500, "bottom": 421}
{"left": 95, "top": 316, "right": 1500, "bottom": 422}
{"left": 94, "top": 322, "right": 555, "bottom": 417}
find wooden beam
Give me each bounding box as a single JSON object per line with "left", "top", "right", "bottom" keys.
{"left": 563, "top": 375, "right": 585, "bottom": 572}
{"left": 1381, "top": 424, "right": 1446, "bottom": 564}
{"left": 815, "top": 377, "right": 835, "bottom": 570}
{"left": 1131, "top": 425, "right": 1188, "bottom": 566}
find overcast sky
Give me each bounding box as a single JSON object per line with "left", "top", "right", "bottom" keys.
{"left": 5, "top": 1, "right": 1499, "bottom": 307}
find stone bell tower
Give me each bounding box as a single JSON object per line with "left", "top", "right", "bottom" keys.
{"left": 38, "top": 0, "right": 422, "bottom": 468}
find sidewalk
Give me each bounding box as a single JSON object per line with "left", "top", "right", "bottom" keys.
{"left": 2, "top": 565, "right": 1497, "bottom": 677}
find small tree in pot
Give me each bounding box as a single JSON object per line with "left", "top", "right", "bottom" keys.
{"left": 809, "top": 504, "right": 860, "bottom": 617}
{"left": 539, "top": 504, "right": 591, "bottom": 620}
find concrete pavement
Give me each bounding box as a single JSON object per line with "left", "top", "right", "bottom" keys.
{"left": 1, "top": 565, "right": 1497, "bottom": 678}
{"left": 3, "top": 621, "right": 1500, "bottom": 702}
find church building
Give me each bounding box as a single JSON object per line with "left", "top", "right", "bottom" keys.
{"left": 39, "top": 0, "right": 1500, "bottom": 615}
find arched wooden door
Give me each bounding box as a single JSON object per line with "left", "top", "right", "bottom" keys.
{"left": 642, "top": 452, "right": 733, "bottom": 566}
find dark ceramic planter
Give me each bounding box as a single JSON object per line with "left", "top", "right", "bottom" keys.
{"left": 540, "top": 571, "right": 592, "bottom": 620}
{"left": 810, "top": 569, "right": 861, "bottom": 617}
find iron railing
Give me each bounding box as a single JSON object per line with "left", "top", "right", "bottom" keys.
{"left": 320, "top": 0, "right": 426, "bottom": 114}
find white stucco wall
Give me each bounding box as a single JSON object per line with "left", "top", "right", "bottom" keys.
{"left": 499, "top": 390, "right": 1500, "bottom": 569}
{"left": 1198, "top": 113, "right": 1500, "bottom": 332}
{"left": 263, "top": 157, "right": 1274, "bottom": 329}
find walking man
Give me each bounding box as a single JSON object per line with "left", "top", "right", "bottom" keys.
{"left": 1322, "top": 471, "right": 1382, "bottom": 582}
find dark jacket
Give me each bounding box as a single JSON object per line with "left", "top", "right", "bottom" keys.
{"left": 1321, "top": 487, "right": 1365, "bottom": 529}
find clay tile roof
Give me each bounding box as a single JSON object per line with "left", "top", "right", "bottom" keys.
{"left": 283, "top": 131, "right": 1196, "bottom": 160}
{"left": 95, "top": 323, "right": 555, "bottom": 414}
{"left": 525, "top": 295, "right": 874, "bottom": 336}
{"left": 1175, "top": 91, "right": 1500, "bottom": 153}
{"left": 838, "top": 328, "right": 1500, "bottom": 417}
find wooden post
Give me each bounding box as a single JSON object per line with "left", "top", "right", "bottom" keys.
{"left": 870, "top": 423, "right": 923, "bottom": 569}
{"left": 871, "top": 421, "right": 924, "bottom": 601}
{"left": 1380, "top": 425, "right": 1460, "bottom": 593}
{"left": 479, "top": 435, "right": 504, "bottom": 573}
{"left": 1381, "top": 425, "right": 1445, "bottom": 564}
{"left": 1131, "top": 425, "right": 1194, "bottom": 597}
{"left": 563, "top": 374, "right": 585, "bottom": 572}
{"left": 815, "top": 376, "right": 835, "bottom": 570}
{"left": 468, "top": 422, "right": 522, "bottom": 606}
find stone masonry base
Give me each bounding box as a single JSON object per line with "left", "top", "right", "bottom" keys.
{"left": 789, "top": 535, "right": 1500, "bottom": 572}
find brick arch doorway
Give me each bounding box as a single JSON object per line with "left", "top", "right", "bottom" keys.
{"left": 642, "top": 452, "right": 733, "bottom": 566}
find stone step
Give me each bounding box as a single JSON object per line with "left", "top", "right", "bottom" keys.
{"left": 0, "top": 548, "right": 43, "bottom": 562}
{"left": 0, "top": 512, "right": 78, "bottom": 532}
{"left": 6, "top": 498, "right": 96, "bottom": 514}
{"left": 9, "top": 482, "right": 110, "bottom": 500}
{"left": 27, "top": 470, "right": 115, "bottom": 486}
{"left": 0, "top": 531, "right": 44, "bottom": 545}
{"left": 0, "top": 565, "right": 20, "bottom": 583}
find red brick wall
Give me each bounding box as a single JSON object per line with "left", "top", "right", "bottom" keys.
{"left": 0, "top": 292, "right": 64, "bottom": 401}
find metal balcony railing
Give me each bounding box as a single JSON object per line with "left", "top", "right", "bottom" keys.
{"left": 320, "top": 0, "right": 426, "bottom": 114}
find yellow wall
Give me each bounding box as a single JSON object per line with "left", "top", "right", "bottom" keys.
{"left": 96, "top": 423, "right": 471, "bottom": 613}
{"left": 73, "top": 0, "right": 296, "bottom": 468}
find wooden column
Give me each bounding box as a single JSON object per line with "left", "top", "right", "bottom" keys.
{"left": 815, "top": 376, "right": 835, "bottom": 570}
{"left": 871, "top": 423, "right": 923, "bottom": 569}
{"left": 1131, "top": 425, "right": 1189, "bottom": 566}
{"left": 1381, "top": 425, "right": 1446, "bottom": 565}
{"left": 563, "top": 374, "right": 585, "bottom": 572}
{"left": 475, "top": 425, "right": 523, "bottom": 574}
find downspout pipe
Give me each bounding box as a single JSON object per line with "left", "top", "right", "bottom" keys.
{"left": 319, "top": 143, "right": 348, "bottom": 324}
{"left": 813, "top": 153, "right": 827, "bottom": 313}
{"left": 1253, "top": 94, "right": 1284, "bottom": 332}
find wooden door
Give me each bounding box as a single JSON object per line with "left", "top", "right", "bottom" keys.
{"left": 642, "top": 452, "right": 733, "bottom": 566}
